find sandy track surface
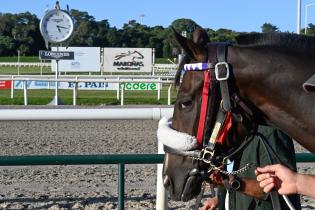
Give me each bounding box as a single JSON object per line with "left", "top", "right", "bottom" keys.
{"left": 0, "top": 118, "right": 200, "bottom": 209}
{"left": 0, "top": 108, "right": 313, "bottom": 209}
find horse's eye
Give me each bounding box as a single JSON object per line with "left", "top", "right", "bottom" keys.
{"left": 180, "top": 100, "right": 192, "bottom": 110}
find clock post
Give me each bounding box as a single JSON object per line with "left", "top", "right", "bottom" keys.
{"left": 39, "top": 1, "right": 74, "bottom": 105}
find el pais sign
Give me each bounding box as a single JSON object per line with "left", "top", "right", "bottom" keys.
{"left": 102, "top": 48, "right": 153, "bottom": 73}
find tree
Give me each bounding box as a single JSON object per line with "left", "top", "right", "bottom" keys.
{"left": 0, "top": 35, "right": 15, "bottom": 55}
{"left": 304, "top": 23, "right": 315, "bottom": 35}
{"left": 162, "top": 41, "right": 171, "bottom": 58}
{"left": 261, "top": 23, "right": 279, "bottom": 33}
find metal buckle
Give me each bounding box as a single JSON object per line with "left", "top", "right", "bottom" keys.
{"left": 201, "top": 148, "right": 214, "bottom": 164}
{"left": 215, "top": 62, "right": 230, "bottom": 81}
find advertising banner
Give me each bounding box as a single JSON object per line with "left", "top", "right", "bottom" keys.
{"left": 13, "top": 81, "right": 116, "bottom": 90}
{"left": 0, "top": 81, "right": 11, "bottom": 89}
{"left": 51, "top": 47, "right": 100, "bottom": 72}
{"left": 103, "top": 48, "right": 153, "bottom": 73}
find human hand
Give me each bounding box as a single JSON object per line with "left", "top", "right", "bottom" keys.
{"left": 201, "top": 197, "right": 218, "bottom": 210}
{"left": 255, "top": 164, "right": 298, "bottom": 195}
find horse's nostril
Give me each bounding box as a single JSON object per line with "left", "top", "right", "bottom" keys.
{"left": 163, "top": 175, "right": 170, "bottom": 188}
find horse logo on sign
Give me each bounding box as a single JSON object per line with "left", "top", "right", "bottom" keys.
{"left": 114, "top": 50, "right": 144, "bottom": 61}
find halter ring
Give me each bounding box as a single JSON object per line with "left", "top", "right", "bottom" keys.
{"left": 215, "top": 62, "right": 230, "bottom": 81}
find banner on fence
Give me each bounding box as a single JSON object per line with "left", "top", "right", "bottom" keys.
{"left": 0, "top": 81, "right": 11, "bottom": 89}
{"left": 51, "top": 47, "right": 100, "bottom": 72}
{"left": 12, "top": 80, "right": 158, "bottom": 91}
{"left": 102, "top": 48, "right": 153, "bottom": 73}
{"left": 13, "top": 81, "right": 116, "bottom": 90}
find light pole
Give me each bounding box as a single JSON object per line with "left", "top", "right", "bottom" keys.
{"left": 305, "top": 2, "right": 315, "bottom": 34}
{"left": 297, "top": 0, "right": 301, "bottom": 34}
{"left": 139, "top": 14, "right": 145, "bottom": 25}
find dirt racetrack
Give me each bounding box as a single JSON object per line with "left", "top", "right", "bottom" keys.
{"left": 0, "top": 106, "right": 314, "bottom": 209}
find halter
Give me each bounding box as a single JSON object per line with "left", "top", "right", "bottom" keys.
{"left": 159, "top": 42, "right": 256, "bottom": 168}
{"left": 186, "top": 43, "right": 236, "bottom": 163}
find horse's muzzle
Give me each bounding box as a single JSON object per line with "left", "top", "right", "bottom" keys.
{"left": 163, "top": 173, "right": 203, "bottom": 201}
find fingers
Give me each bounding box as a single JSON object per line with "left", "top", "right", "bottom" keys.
{"left": 201, "top": 202, "right": 211, "bottom": 210}
{"left": 201, "top": 204, "right": 216, "bottom": 210}
{"left": 256, "top": 172, "right": 278, "bottom": 193}
{"left": 261, "top": 182, "right": 276, "bottom": 193}
{"left": 202, "top": 198, "right": 218, "bottom": 210}
{"left": 255, "top": 164, "right": 281, "bottom": 174}
{"left": 256, "top": 172, "right": 272, "bottom": 182}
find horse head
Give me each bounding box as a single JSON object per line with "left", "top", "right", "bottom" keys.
{"left": 159, "top": 26, "right": 315, "bottom": 202}
{"left": 160, "top": 27, "right": 255, "bottom": 201}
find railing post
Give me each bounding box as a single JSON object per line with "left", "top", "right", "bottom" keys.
{"left": 23, "top": 80, "right": 28, "bottom": 106}
{"left": 157, "top": 77, "right": 161, "bottom": 101}
{"left": 121, "top": 83, "right": 125, "bottom": 106}
{"left": 73, "top": 76, "right": 78, "bottom": 106}
{"left": 117, "top": 77, "right": 120, "bottom": 100}
{"left": 10, "top": 76, "right": 14, "bottom": 99}
{"left": 118, "top": 163, "right": 125, "bottom": 210}
{"left": 73, "top": 82, "right": 77, "bottom": 106}
{"left": 156, "top": 141, "right": 168, "bottom": 210}
{"left": 167, "top": 84, "right": 172, "bottom": 105}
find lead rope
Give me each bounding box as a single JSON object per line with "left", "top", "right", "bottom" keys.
{"left": 255, "top": 132, "right": 296, "bottom": 210}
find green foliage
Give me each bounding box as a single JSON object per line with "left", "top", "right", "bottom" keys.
{"left": 261, "top": 23, "right": 279, "bottom": 33}
{"left": 0, "top": 12, "right": 44, "bottom": 56}
{"left": 304, "top": 23, "right": 315, "bottom": 35}
{"left": 0, "top": 10, "right": 283, "bottom": 59}
{"left": 0, "top": 36, "right": 15, "bottom": 55}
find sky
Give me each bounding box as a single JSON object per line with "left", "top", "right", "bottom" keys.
{"left": 1, "top": 0, "right": 315, "bottom": 33}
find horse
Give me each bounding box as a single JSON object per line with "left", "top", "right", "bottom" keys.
{"left": 157, "top": 26, "right": 315, "bottom": 203}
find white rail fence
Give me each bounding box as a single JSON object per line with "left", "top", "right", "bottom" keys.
{"left": 1, "top": 76, "right": 174, "bottom": 106}
{"left": 0, "top": 107, "right": 173, "bottom": 210}
{"left": 0, "top": 62, "right": 178, "bottom": 76}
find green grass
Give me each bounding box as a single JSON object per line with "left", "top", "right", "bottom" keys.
{"left": 0, "top": 66, "right": 52, "bottom": 75}
{"left": 0, "top": 56, "right": 40, "bottom": 62}
{"left": 155, "top": 57, "right": 176, "bottom": 64}
{"left": 0, "top": 88, "right": 177, "bottom": 105}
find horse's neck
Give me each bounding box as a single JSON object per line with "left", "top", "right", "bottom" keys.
{"left": 229, "top": 47, "right": 315, "bottom": 152}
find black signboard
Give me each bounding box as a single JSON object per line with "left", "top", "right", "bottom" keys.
{"left": 39, "top": 50, "right": 74, "bottom": 60}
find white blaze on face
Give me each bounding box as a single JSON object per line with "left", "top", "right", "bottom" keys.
{"left": 157, "top": 117, "right": 198, "bottom": 151}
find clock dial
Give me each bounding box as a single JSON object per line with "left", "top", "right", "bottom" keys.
{"left": 40, "top": 9, "right": 74, "bottom": 43}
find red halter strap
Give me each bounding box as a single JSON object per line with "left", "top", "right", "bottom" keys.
{"left": 196, "top": 71, "right": 211, "bottom": 145}
{"left": 216, "top": 111, "right": 232, "bottom": 145}
{"left": 196, "top": 70, "right": 233, "bottom": 146}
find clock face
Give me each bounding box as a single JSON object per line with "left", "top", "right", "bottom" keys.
{"left": 40, "top": 9, "right": 74, "bottom": 43}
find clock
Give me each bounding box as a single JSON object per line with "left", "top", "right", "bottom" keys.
{"left": 39, "top": 9, "right": 74, "bottom": 43}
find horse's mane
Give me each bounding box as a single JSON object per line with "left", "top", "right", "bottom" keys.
{"left": 174, "top": 32, "right": 315, "bottom": 86}
{"left": 234, "top": 33, "right": 315, "bottom": 56}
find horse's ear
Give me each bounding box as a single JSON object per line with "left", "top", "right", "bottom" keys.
{"left": 193, "top": 26, "right": 209, "bottom": 46}
{"left": 172, "top": 27, "right": 207, "bottom": 62}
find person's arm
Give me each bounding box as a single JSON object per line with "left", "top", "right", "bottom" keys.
{"left": 256, "top": 164, "right": 315, "bottom": 199}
